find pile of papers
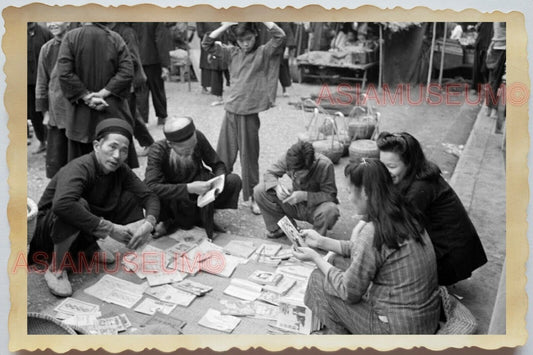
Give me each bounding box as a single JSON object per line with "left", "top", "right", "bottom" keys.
{"left": 71, "top": 229, "right": 325, "bottom": 335}
{"left": 54, "top": 297, "right": 132, "bottom": 335}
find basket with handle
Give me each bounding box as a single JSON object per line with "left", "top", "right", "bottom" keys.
{"left": 348, "top": 108, "right": 381, "bottom": 163}
{"left": 297, "top": 99, "right": 346, "bottom": 164}
{"left": 347, "top": 94, "right": 380, "bottom": 141}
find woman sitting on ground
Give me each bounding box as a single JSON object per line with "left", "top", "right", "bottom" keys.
{"left": 293, "top": 159, "right": 441, "bottom": 334}
{"left": 377, "top": 132, "right": 487, "bottom": 286}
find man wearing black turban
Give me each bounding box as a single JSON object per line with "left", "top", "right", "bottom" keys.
{"left": 28, "top": 118, "right": 160, "bottom": 297}
{"left": 144, "top": 116, "right": 242, "bottom": 239}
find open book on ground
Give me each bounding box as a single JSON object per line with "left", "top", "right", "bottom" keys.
{"left": 263, "top": 275, "right": 297, "bottom": 295}
{"left": 198, "top": 308, "right": 241, "bottom": 333}
{"left": 144, "top": 284, "right": 196, "bottom": 307}
{"left": 84, "top": 274, "right": 146, "bottom": 309}
{"left": 197, "top": 174, "right": 225, "bottom": 208}
{"left": 219, "top": 299, "right": 279, "bottom": 320}
{"left": 223, "top": 239, "right": 257, "bottom": 259}
{"left": 172, "top": 279, "right": 213, "bottom": 296}
{"left": 219, "top": 299, "right": 256, "bottom": 316}
{"left": 223, "top": 278, "right": 263, "bottom": 301}
{"left": 276, "top": 296, "right": 316, "bottom": 335}
{"left": 248, "top": 270, "right": 283, "bottom": 286}
{"left": 202, "top": 253, "right": 242, "bottom": 278}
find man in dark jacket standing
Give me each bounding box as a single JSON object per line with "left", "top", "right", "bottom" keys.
{"left": 56, "top": 22, "right": 138, "bottom": 168}
{"left": 133, "top": 22, "right": 172, "bottom": 126}
{"left": 28, "top": 22, "right": 53, "bottom": 153}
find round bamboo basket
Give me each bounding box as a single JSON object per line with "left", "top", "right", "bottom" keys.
{"left": 348, "top": 139, "right": 380, "bottom": 163}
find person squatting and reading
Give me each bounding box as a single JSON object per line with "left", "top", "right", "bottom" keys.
{"left": 254, "top": 141, "right": 340, "bottom": 239}
{"left": 144, "top": 116, "right": 242, "bottom": 240}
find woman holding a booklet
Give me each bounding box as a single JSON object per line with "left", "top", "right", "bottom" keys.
{"left": 292, "top": 159, "right": 441, "bottom": 334}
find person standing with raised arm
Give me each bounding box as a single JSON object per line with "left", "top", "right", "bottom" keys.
{"left": 202, "top": 22, "right": 286, "bottom": 215}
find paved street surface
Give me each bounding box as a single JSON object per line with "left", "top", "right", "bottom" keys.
{"left": 26, "top": 79, "right": 505, "bottom": 334}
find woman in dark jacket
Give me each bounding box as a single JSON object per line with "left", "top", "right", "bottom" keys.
{"left": 377, "top": 132, "right": 487, "bottom": 285}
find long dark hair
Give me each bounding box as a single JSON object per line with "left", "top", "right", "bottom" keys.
{"left": 376, "top": 131, "right": 441, "bottom": 193}
{"left": 344, "top": 159, "right": 425, "bottom": 251}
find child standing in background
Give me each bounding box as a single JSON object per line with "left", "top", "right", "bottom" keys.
{"left": 202, "top": 22, "right": 286, "bottom": 214}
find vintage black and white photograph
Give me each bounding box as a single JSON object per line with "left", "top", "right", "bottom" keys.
{"left": 8, "top": 3, "right": 525, "bottom": 350}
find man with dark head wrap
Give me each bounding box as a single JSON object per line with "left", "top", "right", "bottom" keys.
{"left": 254, "top": 141, "right": 340, "bottom": 239}
{"left": 145, "top": 116, "right": 242, "bottom": 239}
{"left": 28, "top": 118, "right": 160, "bottom": 297}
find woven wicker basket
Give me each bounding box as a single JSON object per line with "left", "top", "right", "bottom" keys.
{"left": 27, "top": 198, "right": 38, "bottom": 245}
{"left": 348, "top": 139, "right": 380, "bottom": 163}
{"left": 347, "top": 102, "right": 379, "bottom": 140}
{"left": 337, "top": 131, "right": 351, "bottom": 156}
{"left": 27, "top": 312, "right": 77, "bottom": 335}
{"left": 437, "top": 286, "right": 478, "bottom": 334}
{"left": 313, "top": 139, "right": 344, "bottom": 164}
{"left": 348, "top": 118, "right": 377, "bottom": 140}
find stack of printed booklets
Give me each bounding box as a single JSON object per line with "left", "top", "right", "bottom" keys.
{"left": 197, "top": 252, "right": 321, "bottom": 334}
{"left": 53, "top": 297, "right": 132, "bottom": 335}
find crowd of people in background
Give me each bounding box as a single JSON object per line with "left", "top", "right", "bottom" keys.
{"left": 27, "top": 21, "right": 494, "bottom": 334}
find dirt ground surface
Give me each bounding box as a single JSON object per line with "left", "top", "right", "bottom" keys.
{"left": 26, "top": 78, "right": 504, "bottom": 334}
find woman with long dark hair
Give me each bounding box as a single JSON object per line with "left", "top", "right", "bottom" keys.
{"left": 294, "top": 159, "right": 441, "bottom": 334}
{"left": 377, "top": 132, "right": 487, "bottom": 286}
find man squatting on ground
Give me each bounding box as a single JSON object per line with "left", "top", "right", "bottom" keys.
{"left": 254, "top": 141, "right": 340, "bottom": 239}
{"left": 28, "top": 119, "right": 160, "bottom": 297}
{"left": 144, "top": 116, "right": 242, "bottom": 240}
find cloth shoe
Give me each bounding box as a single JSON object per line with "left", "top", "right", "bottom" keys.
{"left": 44, "top": 268, "right": 72, "bottom": 297}
{"left": 266, "top": 228, "right": 285, "bottom": 239}
{"left": 251, "top": 200, "right": 261, "bottom": 215}
{"left": 210, "top": 98, "right": 224, "bottom": 106}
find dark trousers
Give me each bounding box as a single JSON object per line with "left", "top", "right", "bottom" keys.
{"left": 45, "top": 126, "right": 68, "bottom": 179}
{"left": 254, "top": 185, "right": 340, "bottom": 235}
{"left": 216, "top": 112, "right": 260, "bottom": 201}
{"left": 28, "top": 193, "right": 144, "bottom": 265}
{"left": 210, "top": 70, "right": 224, "bottom": 97}
{"left": 159, "top": 173, "right": 242, "bottom": 238}
{"left": 201, "top": 68, "right": 211, "bottom": 89}
{"left": 27, "top": 84, "right": 47, "bottom": 143}
{"left": 471, "top": 49, "right": 489, "bottom": 92}
{"left": 128, "top": 92, "right": 155, "bottom": 147}
{"left": 138, "top": 64, "right": 168, "bottom": 123}
{"left": 486, "top": 50, "right": 506, "bottom": 109}
{"left": 279, "top": 57, "right": 292, "bottom": 88}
